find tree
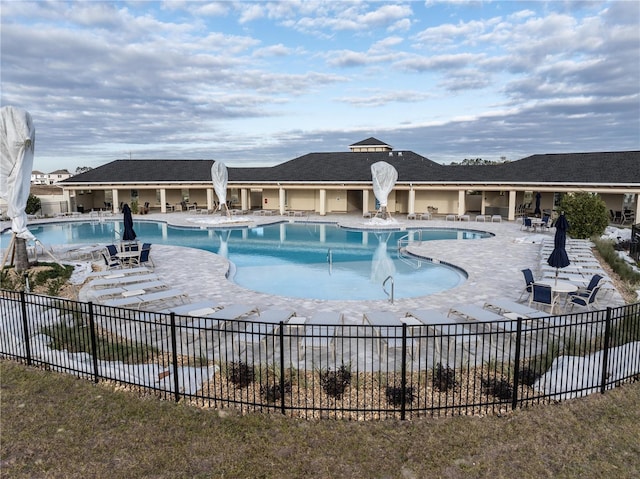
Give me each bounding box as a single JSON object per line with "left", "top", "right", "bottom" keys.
{"left": 26, "top": 194, "right": 41, "bottom": 215}
{"left": 559, "top": 192, "right": 609, "bottom": 239}
{"left": 75, "top": 166, "right": 92, "bottom": 174}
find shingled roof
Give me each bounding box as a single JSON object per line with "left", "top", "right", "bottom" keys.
{"left": 61, "top": 149, "right": 640, "bottom": 186}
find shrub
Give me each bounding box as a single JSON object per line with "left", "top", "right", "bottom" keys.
{"left": 260, "top": 380, "right": 292, "bottom": 403}
{"left": 482, "top": 377, "right": 513, "bottom": 401}
{"left": 432, "top": 363, "right": 457, "bottom": 392}
{"left": 319, "top": 365, "right": 351, "bottom": 399}
{"left": 385, "top": 385, "right": 415, "bottom": 407}
{"left": 228, "top": 361, "right": 255, "bottom": 388}
{"left": 559, "top": 192, "right": 609, "bottom": 239}
{"left": 25, "top": 194, "right": 41, "bottom": 215}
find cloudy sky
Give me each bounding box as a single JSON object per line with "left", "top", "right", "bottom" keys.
{"left": 2, "top": 1, "right": 639, "bottom": 172}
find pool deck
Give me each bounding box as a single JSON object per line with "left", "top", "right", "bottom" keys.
{"left": 3, "top": 211, "right": 626, "bottom": 323}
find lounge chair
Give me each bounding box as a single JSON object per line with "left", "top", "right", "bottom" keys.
{"left": 102, "top": 288, "right": 187, "bottom": 309}
{"left": 88, "top": 273, "right": 159, "bottom": 288}
{"left": 235, "top": 310, "right": 297, "bottom": 349}
{"left": 405, "top": 309, "right": 471, "bottom": 364}
{"left": 161, "top": 300, "right": 222, "bottom": 316}
{"left": 299, "top": 312, "right": 344, "bottom": 361}
{"left": 482, "top": 299, "right": 549, "bottom": 319}
{"left": 362, "top": 311, "right": 419, "bottom": 360}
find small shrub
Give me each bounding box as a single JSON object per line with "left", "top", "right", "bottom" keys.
{"left": 432, "top": 363, "right": 457, "bottom": 392}
{"left": 260, "top": 380, "right": 292, "bottom": 403}
{"left": 385, "top": 385, "right": 415, "bottom": 407}
{"left": 482, "top": 377, "right": 513, "bottom": 401}
{"left": 518, "top": 366, "right": 542, "bottom": 387}
{"left": 228, "top": 361, "right": 255, "bottom": 388}
{"left": 319, "top": 365, "right": 351, "bottom": 399}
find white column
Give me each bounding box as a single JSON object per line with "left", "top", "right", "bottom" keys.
{"left": 458, "top": 189, "right": 466, "bottom": 216}
{"left": 363, "top": 189, "right": 370, "bottom": 215}
{"left": 112, "top": 189, "right": 119, "bottom": 213}
{"left": 408, "top": 187, "right": 415, "bottom": 215}
{"left": 241, "top": 188, "right": 250, "bottom": 211}
{"left": 206, "top": 188, "right": 214, "bottom": 211}
{"left": 508, "top": 190, "right": 517, "bottom": 220}
{"left": 160, "top": 189, "right": 167, "bottom": 213}
{"left": 319, "top": 189, "right": 326, "bottom": 216}
{"left": 279, "top": 187, "right": 286, "bottom": 215}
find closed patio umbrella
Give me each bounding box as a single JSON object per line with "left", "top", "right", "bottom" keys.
{"left": 547, "top": 213, "right": 570, "bottom": 284}
{"left": 122, "top": 203, "right": 136, "bottom": 241}
{"left": 534, "top": 192, "right": 541, "bottom": 216}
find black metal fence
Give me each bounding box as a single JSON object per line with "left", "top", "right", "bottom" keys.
{"left": 1, "top": 290, "right": 639, "bottom": 420}
{"left": 630, "top": 223, "right": 639, "bottom": 262}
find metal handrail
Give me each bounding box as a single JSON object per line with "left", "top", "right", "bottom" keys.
{"left": 383, "top": 275, "right": 394, "bottom": 304}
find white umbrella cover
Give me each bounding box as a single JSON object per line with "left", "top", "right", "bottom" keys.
{"left": 1, "top": 106, "right": 36, "bottom": 241}
{"left": 211, "top": 161, "right": 228, "bottom": 211}
{"left": 370, "top": 161, "right": 398, "bottom": 209}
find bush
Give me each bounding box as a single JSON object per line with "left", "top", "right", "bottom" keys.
{"left": 228, "top": 361, "right": 255, "bottom": 388}
{"left": 432, "top": 363, "right": 457, "bottom": 392}
{"left": 385, "top": 385, "right": 415, "bottom": 407}
{"left": 559, "top": 192, "right": 609, "bottom": 239}
{"left": 26, "top": 194, "right": 41, "bottom": 215}
{"left": 319, "top": 365, "right": 351, "bottom": 399}
{"left": 482, "top": 377, "right": 513, "bottom": 401}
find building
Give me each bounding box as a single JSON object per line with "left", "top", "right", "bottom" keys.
{"left": 59, "top": 139, "right": 639, "bottom": 221}
{"left": 31, "top": 169, "right": 72, "bottom": 185}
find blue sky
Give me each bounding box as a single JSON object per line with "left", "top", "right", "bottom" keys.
{"left": 2, "top": 1, "right": 639, "bottom": 172}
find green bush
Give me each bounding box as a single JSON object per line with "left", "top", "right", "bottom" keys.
{"left": 25, "top": 194, "right": 41, "bottom": 215}
{"left": 559, "top": 192, "right": 609, "bottom": 239}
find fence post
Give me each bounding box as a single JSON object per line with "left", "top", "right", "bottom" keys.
{"left": 19, "top": 291, "right": 32, "bottom": 365}
{"left": 87, "top": 301, "right": 100, "bottom": 383}
{"left": 400, "top": 323, "right": 408, "bottom": 420}
{"left": 511, "top": 317, "right": 523, "bottom": 410}
{"left": 600, "top": 308, "right": 612, "bottom": 394}
{"left": 279, "top": 320, "right": 286, "bottom": 415}
{"left": 170, "top": 312, "right": 180, "bottom": 402}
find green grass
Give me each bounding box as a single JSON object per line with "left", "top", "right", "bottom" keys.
{"left": 2, "top": 360, "right": 639, "bottom": 478}
{"left": 40, "top": 321, "right": 160, "bottom": 364}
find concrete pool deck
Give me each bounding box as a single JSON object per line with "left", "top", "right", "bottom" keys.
{"left": 9, "top": 210, "right": 623, "bottom": 323}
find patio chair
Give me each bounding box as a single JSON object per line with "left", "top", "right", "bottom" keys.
{"left": 132, "top": 243, "right": 154, "bottom": 269}
{"left": 521, "top": 217, "right": 533, "bottom": 231}
{"left": 568, "top": 274, "right": 603, "bottom": 299}
{"left": 101, "top": 252, "right": 121, "bottom": 270}
{"left": 362, "top": 311, "right": 419, "bottom": 360}
{"left": 518, "top": 268, "right": 535, "bottom": 301}
{"left": 568, "top": 284, "right": 602, "bottom": 311}
{"left": 528, "top": 283, "right": 557, "bottom": 314}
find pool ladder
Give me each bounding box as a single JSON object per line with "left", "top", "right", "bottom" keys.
{"left": 383, "top": 275, "right": 394, "bottom": 304}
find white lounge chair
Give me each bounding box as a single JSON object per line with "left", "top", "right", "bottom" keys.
{"left": 299, "top": 312, "right": 344, "bottom": 361}
{"left": 235, "top": 310, "right": 297, "bottom": 347}
{"left": 161, "top": 301, "right": 222, "bottom": 316}
{"left": 362, "top": 311, "right": 419, "bottom": 360}
{"left": 404, "top": 309, "right": 469, "bottom": 362}
{"left": 88, "top": 273, "right": 159, "bottom": 288}
{"left": 482, "top": 299, "right": 549, "bottom": 319}
{"left": 102, "top": 288, "right": 187, "bottom": 309}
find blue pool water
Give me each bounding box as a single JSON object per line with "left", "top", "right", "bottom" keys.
{"left": 19, "top": 221, "right": 491, "bottom": 300}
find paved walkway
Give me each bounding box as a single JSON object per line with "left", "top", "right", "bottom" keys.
{"left": 42, "top": 210, "right": 623, "bottom": 324}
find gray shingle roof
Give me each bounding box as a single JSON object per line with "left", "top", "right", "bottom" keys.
{"left": 61, "top": 150, "right": 640, "bottom": 186}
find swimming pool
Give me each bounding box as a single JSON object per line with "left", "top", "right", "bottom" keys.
{"left": 20, "top": 221, "right": 492, "bottom": 300}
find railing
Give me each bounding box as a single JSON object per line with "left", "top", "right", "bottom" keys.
{"left": 382, "top": 275, "right": 394, "bottom": 304}
{"left": 631, "top": 223, "right": 639, "bottom": 262}
{"left": 1, "top": 290, "right": 639, "bottom": 420}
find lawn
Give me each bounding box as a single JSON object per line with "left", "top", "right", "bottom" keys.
{"left": 1, "top": 360, "right": 639, "bottom": 478}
